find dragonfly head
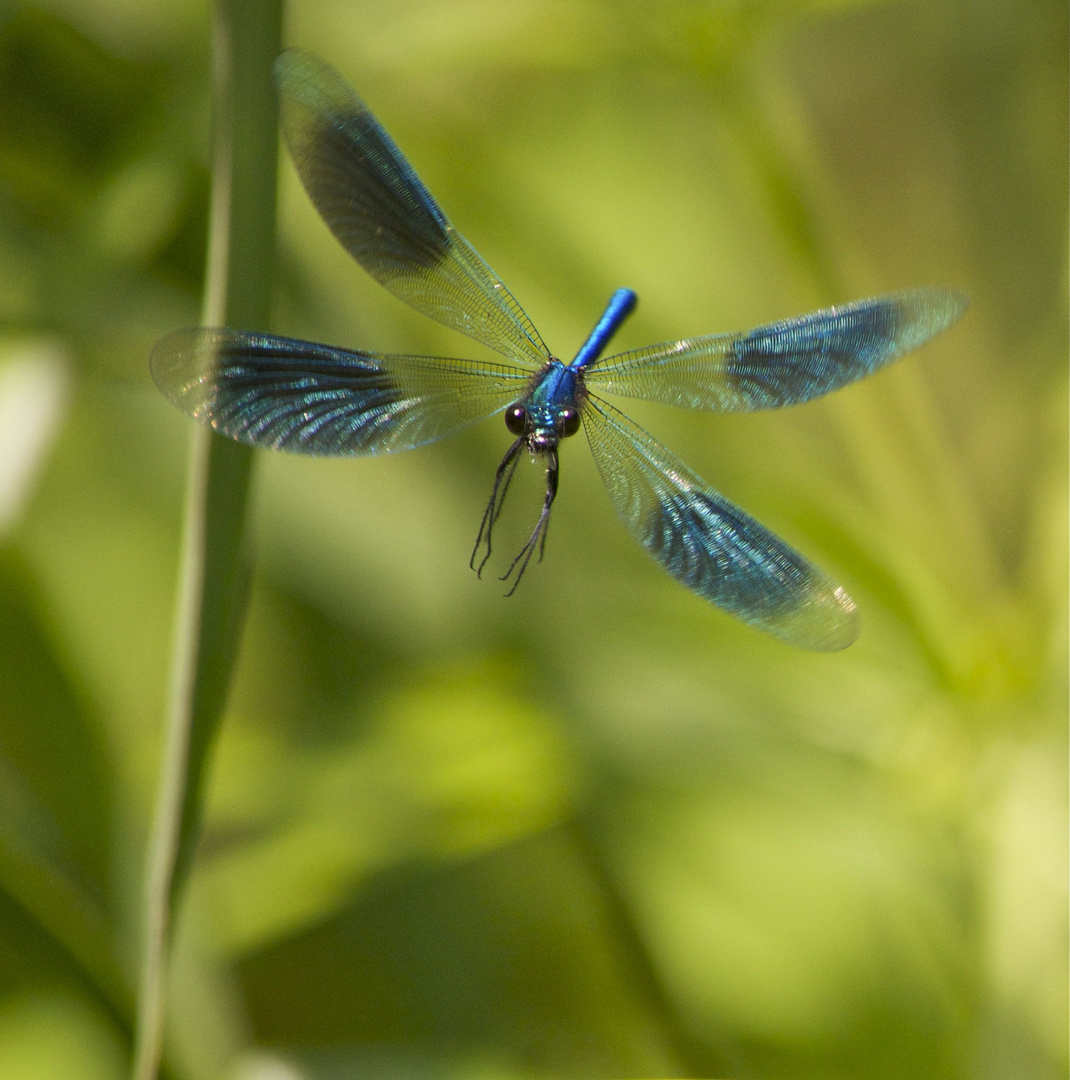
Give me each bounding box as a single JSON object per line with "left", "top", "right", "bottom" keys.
{"left": 504, "top": 402, "right": 581, "bottom": 454}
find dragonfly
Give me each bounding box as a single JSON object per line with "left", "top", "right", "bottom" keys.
{"left": 151, "top": 48, "right": 967, "bottom": 651}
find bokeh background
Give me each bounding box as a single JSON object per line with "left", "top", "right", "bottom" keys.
{"left": 0, "top": 0, "right": 1065, "bottom": 1077}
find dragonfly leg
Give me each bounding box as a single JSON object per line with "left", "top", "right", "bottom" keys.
{"left": 501, "top": 448, "right": 559, "bottom": 595}
{"left": 471, "top": 437, "right": 524, "bottom": 577}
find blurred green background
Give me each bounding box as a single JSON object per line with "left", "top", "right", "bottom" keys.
{"left": 0, "top": 0, "right": 1065, "bottom": 1077}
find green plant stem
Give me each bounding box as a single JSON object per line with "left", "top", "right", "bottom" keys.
{"left": 132, "top": 2, "right": 282, "bottom": 1078}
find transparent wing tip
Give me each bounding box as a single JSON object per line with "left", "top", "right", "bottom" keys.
{"left": 149, "top": 328, "right": 224, "bottom": 423}
{"left": 897, "top": 286, "right": 970, "bottom": 342}
{"left": 924, "top": 286, "right": 970, "bottom": 330}
{"left": 274, "top": 47, "right": 331, "bottom": 90}
{"left": 150, "top": 328, "right": 199, "bottom": 398}
{"left": 763, "top": 581, "right": 860, "bottom": 652}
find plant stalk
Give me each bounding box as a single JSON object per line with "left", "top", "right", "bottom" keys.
{"left": 132, "top": 1, "right": 283, "bottom": 1077}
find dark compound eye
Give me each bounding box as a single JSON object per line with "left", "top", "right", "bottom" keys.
{"left": 559, "top": 407, "right": 581, "bottom": 437}
{"left": 504, "top": 404, "right": 527, "bottom": 435}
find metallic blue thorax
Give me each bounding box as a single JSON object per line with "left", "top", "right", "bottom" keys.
{"left": 523, "top": 361, "right": 582, "bottom": 448}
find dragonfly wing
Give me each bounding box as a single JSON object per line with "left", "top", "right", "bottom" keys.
{"left": 586, "top": 288, "right": 967, "bottom": 411}
{"left": 583, "top": 396, "right": 858, "bottom": 650}
{"left": 275, "top": 49, "right": 548, "bottom": 368}
{"left": 151, "top": 328, "right": 529, "bottom": 456}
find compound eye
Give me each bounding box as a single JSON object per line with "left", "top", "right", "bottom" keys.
{"left": 559, "top": 407, "right": 581, "bottom": 438}
{"left": 504, "top": 404, "right": 527, "bottom": 435}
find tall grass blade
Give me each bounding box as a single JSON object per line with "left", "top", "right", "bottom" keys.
{"left": 132, "top": 1, "right": 283, "bottom": 1077}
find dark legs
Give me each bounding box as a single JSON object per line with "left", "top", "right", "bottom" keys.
{"left": 500, "top": 448, "right": 558, "bottom": 595}
{"left": 471, "top": 444, "right": 560, "bottom": 594}
{"left": 471, "top": 437, "right": 524, "bottom": 576}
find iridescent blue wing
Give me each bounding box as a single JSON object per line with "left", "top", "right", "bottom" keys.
{"left": 151, "top": 329, "right": 529, "bottom": 455}
{"left": 585, "top": 288, "right": 967, "bottom": 410}
{"left": 583, "top": 395, "right": 858, "bottom": 650}
{"left": 275, "top": 49, "right": 549, "bottom": 369}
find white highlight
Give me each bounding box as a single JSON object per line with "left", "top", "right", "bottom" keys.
{"left": 0, "top": 343, "right": 69, "bottom": 534}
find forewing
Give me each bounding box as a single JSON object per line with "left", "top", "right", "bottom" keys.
{"left": 275, "top": 49, "right": 548, "bottom": 368}
{"left": 586, "top": 288, "right": 967, "bottom": 411}
{"left": 583, "top": 396, "right": 859, "bottom": 650}
{"left": 151, "top": 329, "right": 529, "bottom": 456}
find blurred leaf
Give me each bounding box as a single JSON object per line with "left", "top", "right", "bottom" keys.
{"left": 198, "top": 660, "right": 579, "bottom": 956}
{"left": 0, "top": 550, "right": 130, "bottom": 1057}
{"left": 0, "top": 7, "right": 165, "bottom": 226}
{"left": 0, "top": 993, "right": 125, "bottom": 1080}
{"left": 237, "top": 830, "right": 681, "bottom": 1078}
{"left": 0, "top": 546, "right": 113, "bottom": 906}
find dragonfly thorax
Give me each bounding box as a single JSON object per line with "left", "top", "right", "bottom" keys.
{"left": 505, "top": 360, "right": 585, "bottom": 453}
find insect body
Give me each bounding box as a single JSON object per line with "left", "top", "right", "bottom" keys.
{"left": 473, "top": 288, "right": 632, "bottom": 590}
